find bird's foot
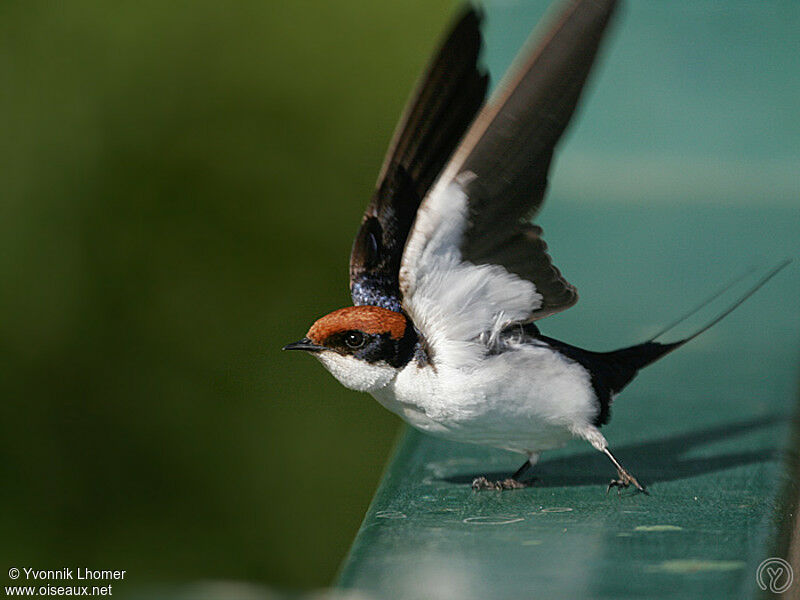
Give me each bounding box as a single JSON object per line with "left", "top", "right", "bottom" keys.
{"left": 471, "top": 476, "right": 528, "bottom": 491}
{"left": 607, "top": 469, "right": 648, "bottom": 496}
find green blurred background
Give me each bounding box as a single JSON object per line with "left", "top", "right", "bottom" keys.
{"left": 0, "top": 0, "right": 457, "bottom": 589}
{"left": 1, "top": 0, "right": 798, "bottom": 594}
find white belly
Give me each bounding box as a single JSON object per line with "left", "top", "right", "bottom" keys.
{"left": 371, "top": 343, "right": 598, "bottom": 454}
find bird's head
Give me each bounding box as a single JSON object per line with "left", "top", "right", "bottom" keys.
{"left": 284, "top": 306, "right": 416, "bottom": 393}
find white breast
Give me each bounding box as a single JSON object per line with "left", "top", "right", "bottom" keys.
{"left": 371, "top": 342, "right": 598, "bottom": 454}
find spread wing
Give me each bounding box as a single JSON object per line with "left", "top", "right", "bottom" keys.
{"left": 349, "top": 7, "right": 489, "bottom": 312}
{"left": 399, "top": 0, "right": 618, "bottom": 366}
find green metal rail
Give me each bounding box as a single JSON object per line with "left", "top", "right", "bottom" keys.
{"left": 335, "top": 3, "right": 800, "bottom": 598}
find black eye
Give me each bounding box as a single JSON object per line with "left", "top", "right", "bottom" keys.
{"left": 344, "top": 331, "right": 365, "bottom": 349}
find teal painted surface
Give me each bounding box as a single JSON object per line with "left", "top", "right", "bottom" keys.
{"left": 339, "top": 419, "right": 793, "bottom": 599}
{"left": 336, "top": 1, "right": 800, "bottom": 598}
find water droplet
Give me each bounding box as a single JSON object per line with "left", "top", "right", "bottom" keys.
{"left": 635, "top": 525, "right": 683, "bottom": 532}
{"left": 463, "top": 515, "right": 524, "bottom": 525}
{"left": 375, "top": 510, "right": 407, "bottom": 519}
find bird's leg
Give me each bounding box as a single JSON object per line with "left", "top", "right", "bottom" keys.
{"left": 472, "top": 453, "right": 539, "bottom": 491}
{"left": 574, "top": 425, "right": 647, "bottom": 495}
{"left": 603, "top": 447, "right": 648, "bottom": 495}
{"left": 511, "top": 458, "right": 534, "bottom": 481}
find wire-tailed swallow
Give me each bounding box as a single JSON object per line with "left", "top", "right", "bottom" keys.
{"left": 284, "top": 0, "right": 788, "bottom": 493}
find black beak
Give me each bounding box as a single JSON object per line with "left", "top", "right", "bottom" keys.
{"left": 282, "top": 337, "right": 324, "bottom": 352}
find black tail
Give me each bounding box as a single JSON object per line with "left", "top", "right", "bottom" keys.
{"left": 545, "top": 260, "right": 790, "bottom": 425}
{"left": 599, "top": 339, "right": 682, "bottom": 397}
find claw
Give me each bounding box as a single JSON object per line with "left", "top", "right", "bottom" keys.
{"left": 471, "top": 476, "right": 527, "bottom": 491}
{"left": 606, "top": 470, "right": 648, "bottom": 495}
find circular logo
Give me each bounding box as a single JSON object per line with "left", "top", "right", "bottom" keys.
{"left": 756, "top": 557, "right": 794, "bottom": 594}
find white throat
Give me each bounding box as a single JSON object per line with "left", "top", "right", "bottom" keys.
{"left": 315, "top": 351, "right": 397, "bottom": 393}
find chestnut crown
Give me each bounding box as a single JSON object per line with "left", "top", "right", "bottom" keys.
{"left": 284, "top": 306, "right": 416, "bottom": 368}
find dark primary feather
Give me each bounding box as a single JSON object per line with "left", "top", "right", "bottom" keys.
{"left": 349, "top": 7, "right": 489, "bottom": 311}
{"left": 447, "top": 0, "right": 619, "bottom": 320}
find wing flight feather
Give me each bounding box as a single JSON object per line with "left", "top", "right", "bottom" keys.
{"left": 349, "top": 8, "right": 489, "bottom": 311}
{"left": 400, "top": 0, "right": 619, "bottom": 363}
